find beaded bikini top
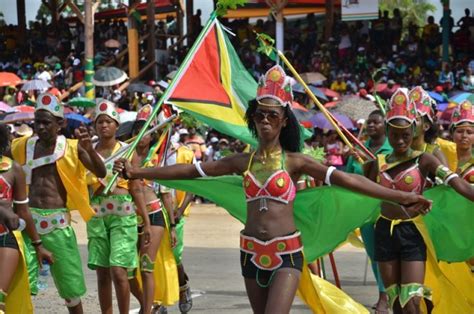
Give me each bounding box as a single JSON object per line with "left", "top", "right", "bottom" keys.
{"left": 377, "top": 151, "right": 426, "bottom": 194}
{"left": 243, "top": 151, "right": 296, "bottom": 211}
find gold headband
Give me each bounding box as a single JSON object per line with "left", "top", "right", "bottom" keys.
{"left": 256, "top": 100, "right": 285, "bottom": 107}
{"left": 387, "top": 121, "right": 413, "bottom": 129}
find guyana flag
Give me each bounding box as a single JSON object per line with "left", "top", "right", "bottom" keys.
{"left": 165, "top": 18, "right": 258, "bottom": 144}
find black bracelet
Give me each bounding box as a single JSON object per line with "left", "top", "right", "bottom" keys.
{"left": 122, "top": 168, "right": 131, "bottom": 180}
{"left": 169, "top": 223, "right": 176, "bottom": 228}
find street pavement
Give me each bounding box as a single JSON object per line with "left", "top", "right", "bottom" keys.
{"left": 32, "top": 205, "right": 378, "bottom": 313}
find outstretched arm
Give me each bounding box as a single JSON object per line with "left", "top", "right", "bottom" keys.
{"left": 115, "top": 153, "right": 247, "bottom": 181}
{"left": 76, "top": 126, "right": 107, "bottom": 178}
{"left": 422, "top": 153, "right": 474, "bottom": 201}
{"left": 298, "top": 154, "right": 429, "bottom": 206}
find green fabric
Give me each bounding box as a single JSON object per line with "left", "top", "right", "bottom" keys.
{"left": 87, "top": 195, "right": 138, "bottom": 270}
{"left": 160, "top": 176, "right": 381, "bottom": 262}
{"left": 345, "top": 138, "right": 393, "bottom": 175}
{"left": 399, "top": 283, "right": 432, "bottom": 308}
{"left": 22, "top": 234, "right": 39, "bottom": 295}
{"left": 159, "top": 177, "right": 473, "bottom": 263}
{"left": 385, "top": 284, "right": 400, "bottom": 309}
{"left": 24, "top": 224, "right": 86, "bottom": 299}
{"left": 173, "top": 217, "right": 186, "bottom": 264}
{"left": 423, "top": 186, "right": 474, "bottom": 262}
{"left": 87, "top": 214, "right": 138, "bottom": 269}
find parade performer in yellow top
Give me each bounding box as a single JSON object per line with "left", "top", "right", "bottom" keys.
{"left": 0, "top": 123, "right": 53, "bottom": 314}
{"left": 10, "top": 93, "right": 106, "bottom": 314}
{"left": 86, "top": 99, "right": 150, "bottom": 314}
{"left": 114, "top": 66, "right": 432, "bottom": 313}
{"left": 364, "top": 88, "right": 474, "bottom": 313}
{"left": 128, "top": 104, "right": 179, "bottom": 314}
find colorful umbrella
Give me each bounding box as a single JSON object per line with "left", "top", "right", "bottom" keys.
{"left": 15, "top": 105, "right": 35, "bottom": 113}
{"left": 324, "top": 101, "right": 339, "bottom": 109}
{"left": 0, "top": 72, "right": 22, "bottom": 87}
{"left": 93, "top": 67, "right": 128, "bottom": 87}
{"left": 21, "top": 79, "right": 51, "bottom": 91}
{"left": 449, "top": 92, "right": 474, "bottom": 104}
{"left": 309, "top": 112, "right": 354, "bottom": 130}
{"left": 333, "top": 96, "right": 378, "bottom": 121}
{"left": 293, "top": 83, "right": 328, "bottom": 101}
{"left": 65, "top": 113, "right": 91, "bottom": 129}
{"left": 0, "top": 101, "right": 16, "bottom": 113}
{"left": 300, "top": 72, "right": 327, "bottom": 84}
{"left": 428, "top": 91, "right": 445, "bottom": 103}
{"left": 0, "top": 112, "right": 34, "bottom": 123}
{"left": 318, "top": 87, "right": 340, "bottom": 99}
{"left": 68, "top": 97, "right": 96, "bottom": 108}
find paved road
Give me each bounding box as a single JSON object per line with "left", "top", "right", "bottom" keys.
{"left": 32, "top": 205, "right": 378, "bottom": 313}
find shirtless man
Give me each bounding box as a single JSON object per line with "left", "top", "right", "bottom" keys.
{"left": 10, "top": 93, "right": 106, "bottom": 314}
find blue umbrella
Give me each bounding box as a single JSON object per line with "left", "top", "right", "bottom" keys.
{"left": 428, "top": 91, "right": 444, "bottom": 103}
{"left": 293, "top": 83, "right": 328, "bottom": 101}
{"left": 436, "top": 102, "right": 449, "bottom": 112}
{"left": 449, "top": 92, "right": 474, "bottom": 104}
{"left": 65, "top": 113, "right": 91, "bottom": 129}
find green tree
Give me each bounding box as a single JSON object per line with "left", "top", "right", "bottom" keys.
{"left": 0, "top": 11, "right": 5, "bottom": 26}
{"left": 379, "top": 0, "right": 436, "bottom": 33}
{"left": 35, "top": 3, "right": 51, "bottom": 22}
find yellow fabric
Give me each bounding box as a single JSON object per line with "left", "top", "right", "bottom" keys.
{"left": 297, "top": 262, "right": 369, "bottom": 313}
{"left": 413, "top": 217, "right": 474, "bottom": 313}
{"left": 87, "top": 142, "right": 128, "bottom": 193}
{"left": 152, "top": 226, "right": 179, "bottom": 305}
{"left": 175, "top": 146, "right": 195, "bottom": 217}
{"left": 434, "top": 138, "right": 457, "bottom": 171}
{"left": 380, "top": 215, "right": 416, "bottom": 236}
{"left": 5, "top": 231, "right": 33, "bottom": 314}
{"left": 11, "top": 136, "right": 94, "bottom": 221}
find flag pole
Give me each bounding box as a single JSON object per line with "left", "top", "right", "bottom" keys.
{"left": 103, "top": 13, "right": 219, "bottom": 194}
{"left": 276, "top": 51, "right": 370, "bottom": 162}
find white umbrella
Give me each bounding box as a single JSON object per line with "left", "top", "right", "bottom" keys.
{"left": 21, "top": 79, "right": 51, "bottom": 91}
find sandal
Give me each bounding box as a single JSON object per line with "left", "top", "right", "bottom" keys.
{"left": 179, "top": 283, "right": 193, "bottom": 313}
{"left": 152, "top": 304, "right": 168, "bottom": 314}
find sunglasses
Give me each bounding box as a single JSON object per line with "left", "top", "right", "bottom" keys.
{"left": 253, "top": 110, "right": 283, "bottom": 124}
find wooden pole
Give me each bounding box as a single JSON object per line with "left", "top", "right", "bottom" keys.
{"left": 324, "top": 0, "right": 334, "bottom": 40}
{"left": 186, "top": 0, "right": 194, "bottom": 43}
{"left": 175, "top": 0, "right": 184, "bottom": 48}
{"left": 128, "top": 0, "right": 140, "bottom": 79}
{"left": 16, "top": 0, "right": 26, "bottom": 44}
{"left": 441, "top": 0, "right": 450, "bottom": 62}
{"left": 84, "top": 0, "right": 95, "bottom": 100}
{"left": 147, "top": 0, "right": 157, "bottom": 80}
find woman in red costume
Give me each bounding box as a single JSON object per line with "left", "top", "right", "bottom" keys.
{"left": 451, "top": 100, "right": 474, "bottom": 184}
{"left": 0, "top": 124, "right": 53, "bottom": 313}
{"left": 364, "top": 89, "right": 474, "bottom": 313}
{"left": 114, "top": 66, "right": 431, "bottom": 313}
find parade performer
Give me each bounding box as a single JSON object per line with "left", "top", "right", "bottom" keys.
{"left": 451, "top": 100, "right": 474, "bottom": 184}
{"left": 114, "top": 66, "right": 432, "bottom": 313}
{"left": 10, "top": 93, "right": 106, "bottom": 314}
{"left": 0, "top": 124, "right": 53, "bottom": 314}
{"left": 451, "top": 100, "right": 474, "bottom": 270}
{"left": 345, "top": 110, "right": 392, "bottom": 313}
{"left": 409, "top": 86, "right": 457, "bottom": 171}
{"left": 167, "top": 127, "right": 195, "bottom": 314}
{"left": 86, "top": 99, "right": 150, "bottom": 314}
{"left": 364, "top": 88, "right": 474, "bottom": 313}
{"left": 129, "top": 104, "right": 179, "bottom": 314}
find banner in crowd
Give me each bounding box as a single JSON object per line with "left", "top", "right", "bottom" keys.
{"left": 165, "top": 19, "right": 258, "bottom": 145}
{"left": 341, "top": 0, "right": 379, "bottom": 21}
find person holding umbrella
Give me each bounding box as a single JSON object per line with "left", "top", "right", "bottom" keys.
{"left": 114, "top": 66, "right": 431, "bottom": 313}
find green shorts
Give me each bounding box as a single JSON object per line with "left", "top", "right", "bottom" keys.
{"left": 87, "top": 194, "right": 138, "bottom": 270}
{"left": 172, "top": 217, "right": 186, "bottom": 264}
{"left": 26, "top": 208, "right": 86, "bottom": 299}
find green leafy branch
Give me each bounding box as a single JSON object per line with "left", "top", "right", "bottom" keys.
{"left": 302, "top": 147, "right": 326, "bottom": 163}
{"left": 255, "top": 32, "right": 277, "bottom": 61}
{"left": 216, "top": 0, "right": 248, "bottom": 17}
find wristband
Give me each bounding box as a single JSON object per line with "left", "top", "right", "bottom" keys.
{"left": 13, "top": 198, "right": 29, "bottom": 205}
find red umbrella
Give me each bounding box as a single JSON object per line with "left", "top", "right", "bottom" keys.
{"left": 48, "top": 87, "right": 61, "bottom": 97}
{"left": 318, "top": 87, "right": 340, "bottom": 99}
{"left": 291, "top": 101, "right": 308, "bottom": 112}
{"left": 324, "top": 101, "right": 340, "bottom": 109}
{"left": 15, "top": 105, "right": 35, "bottom": 113}
{"left": 375, "top": 83, "right": 400, "bottom": 92}
{"left": 0, "top": 72, "right": 22, "bottom": 87}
